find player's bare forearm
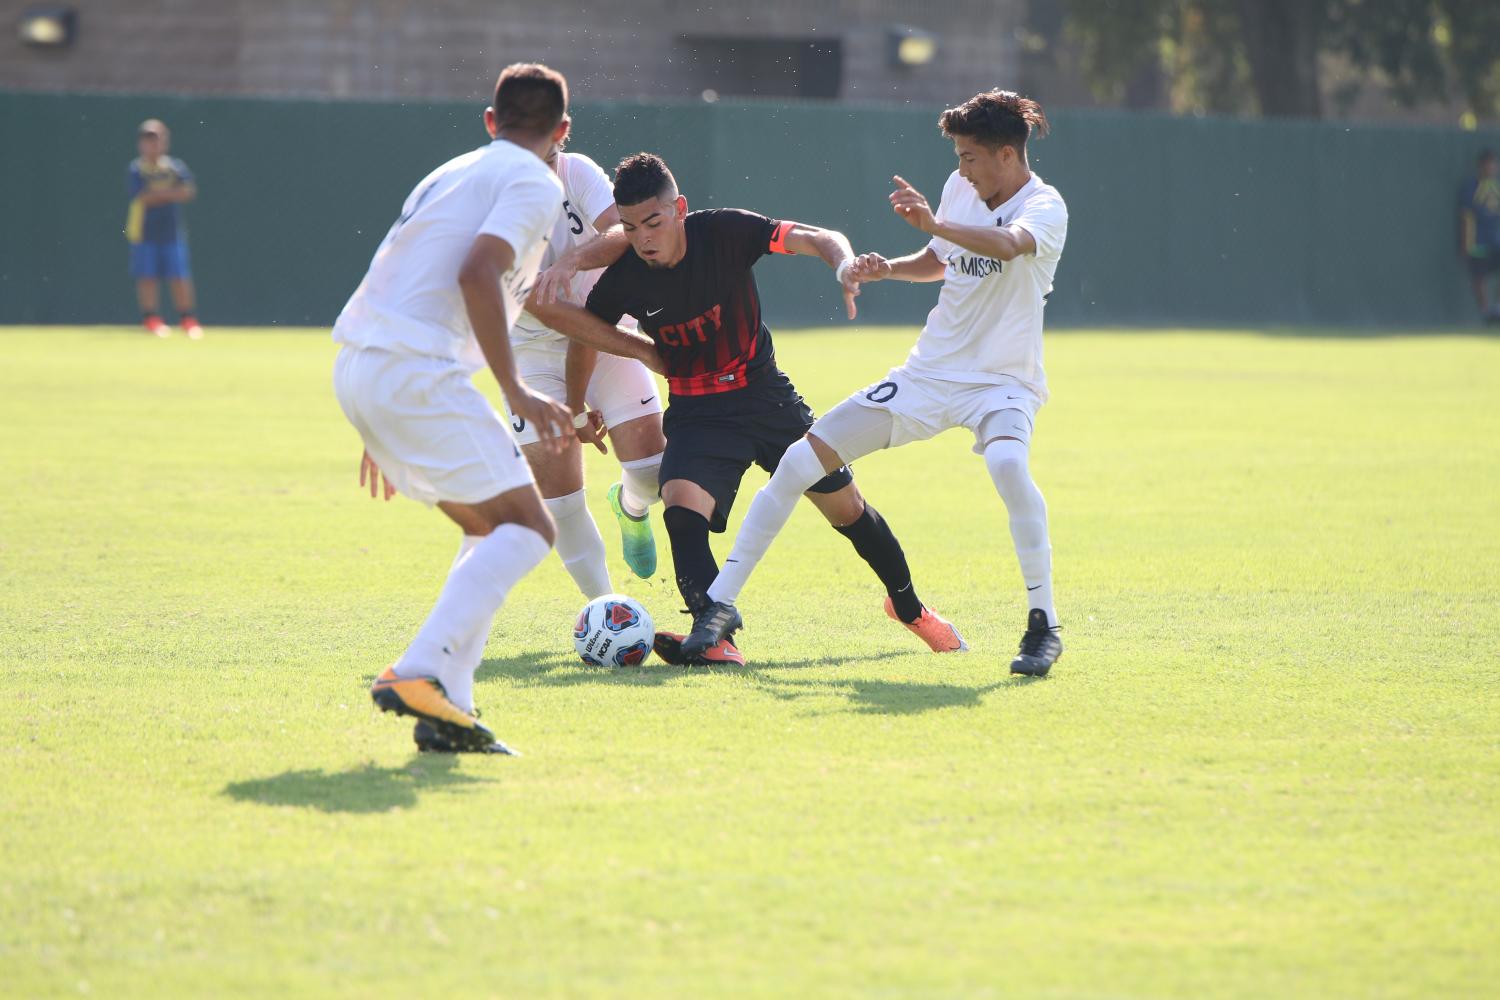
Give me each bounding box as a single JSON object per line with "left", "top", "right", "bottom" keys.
{"left": 928, "top": 220, "right": 1034, "bottom": 262}
{"left": 566, "top": 225, "right": 629, "bottom": 271}
{"left": 458, "top": 239, "right": 524, "bottom": 398}
{"left": 465, "top": 288, "right": 523, "bottom": 399}
{"left": 887, "top": 249, "right": 946, "bottom": 281}
{"left": 848, "top": 248, "right": 944, "bottom": 285}
{"left": 530, "top": 299, "right": 662, "bottom": 374}
{"left": 564, "top": 340, "right": 599, "bottom": 413}
{"left": 533, "top": 226, "right": 630, "bottom": 307}
{"left": 784, "top": 224, "right": 854, "bottom": 271}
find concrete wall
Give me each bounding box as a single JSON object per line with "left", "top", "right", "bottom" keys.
{"left": 0, "top": 0, "right": 1023, "bottom": 106}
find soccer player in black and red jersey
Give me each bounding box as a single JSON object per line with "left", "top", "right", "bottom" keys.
{"left": 529, "top": 153, "right": 965, "bottom": 664}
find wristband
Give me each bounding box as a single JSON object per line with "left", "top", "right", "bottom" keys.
{"left": 572, "top": 410, "right": 591, "bottom": 429}
{"left": 835, "top": 259, "right": 852, "bottom": 284}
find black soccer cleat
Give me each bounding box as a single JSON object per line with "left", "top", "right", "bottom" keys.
{"left": 412, "top": 719, "right": 520, "bottom": 756}
{"left": 1010, "top": 608, "right": 1062, "bottom": 677}
{"left": 679, "top": 601, "right": 744, "bottom": 661}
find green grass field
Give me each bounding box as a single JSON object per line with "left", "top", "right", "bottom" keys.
{"left": 3, "top": 325, "right": 1498, "bottom": 998}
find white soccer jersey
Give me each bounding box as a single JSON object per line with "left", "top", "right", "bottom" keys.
{"left": 332, "top": 139, "right": 564, "bottom": 372}
{"left": 907, "top": 171, "right": 1068, "bottom": 401}
{"left": 512, "top": 150, "right": 619, "bottom": 346}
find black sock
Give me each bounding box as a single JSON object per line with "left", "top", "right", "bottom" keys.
{"left": 663, "top": 506, "right": 718, "bottom": 615}
{"left": 835, "top": 504, "right": 922, "bottom": 623}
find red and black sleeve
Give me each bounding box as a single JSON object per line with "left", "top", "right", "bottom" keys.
{"left": 702, "top": 208, "right": 798, "bottom": 267}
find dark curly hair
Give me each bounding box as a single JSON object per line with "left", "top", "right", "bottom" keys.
{"left": 939, "top": 90, "right": 1049, "bottom": 152}
{"left": 613, "top": 152, "right": 678, "bottom": 207}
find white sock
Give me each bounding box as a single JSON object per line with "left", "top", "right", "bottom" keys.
{"left": 545, "top": 489, "right": 612, "bottom": 599}
{"left": 394, "top": 524, "right": 552, "bottom": 711}
{"left": 984, "top": 437, "right": 1056, "bottom": 627}
{"left": 618, "top": 453, "right": 662, "bottom": 518}
{"left": 442, "top": 609, "right": 495, "bottom": 713}
{"left": 707, "top": 438, "right": 826, "bottom": 605}
{"left": 449, "top": 535, "right": 487, "bottom": 664}
{"left": 445, "top": 535, "right": 494, "bottom": 712}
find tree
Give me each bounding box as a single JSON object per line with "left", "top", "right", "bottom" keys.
{"left": 1236, "top": 0, "right": 1324, "bottom": 118}
{"left": 1060, "top": 0, "right": 1500, "bottom": 120}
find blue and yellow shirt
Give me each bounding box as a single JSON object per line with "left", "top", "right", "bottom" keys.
{"left": 1460, "top": 173, "right": 1500, "bottom": 253}
{"left": 126, "top": 156, "right": 193, "bottom": 245}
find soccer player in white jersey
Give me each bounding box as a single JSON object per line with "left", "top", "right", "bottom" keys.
{"left": 683, "top": 89, "right": 1067, "bottom": 676}
{"left": 331, "top": 64, "right": 578, "bottom": 754}
{"left": 508, "top": 133, "right": 666, "bottom": 597}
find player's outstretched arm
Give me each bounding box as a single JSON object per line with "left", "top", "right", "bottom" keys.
{"left": 528, "top": 296, "right": 664, "bottom": 375}
{"left": 532, "top": 220, "right": 629, "bottom": 306}
{"left": 848, "top": 248, "right": 946, "bottom": 284}
{"left": 890, "top": 175, "right": 1034, "bottom": 262}
{"left": 459, "top": 234, "right": 573, "bottom": 454}
{"left": 780, "top": 223, "right": 860, "bottom": 319}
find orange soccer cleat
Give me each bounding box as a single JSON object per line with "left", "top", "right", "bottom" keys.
{"left": 369, "top": 667, "right": 501, "bottom": 751}
{"left": 884, "top": 597, "right": 968, "bottom": 653}
{"left": 653, "top": 631, "right": 746, "bottom": 667}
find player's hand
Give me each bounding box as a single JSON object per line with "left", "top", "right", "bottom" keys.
{"left": 574, "top": 409, "right": 609, "bottom": 454}
{"left": 890, "top": 175, "right": 936, "bottom": 233}
{"left": 509, "top": 386, "right": 574, "bottom": 455}
{"left": 835, "top": 261, "right": 861, "bottom": 320}
{"left": 359, "top": 449, "right": 396, "bottom": 501}
{"left": 532, "top": 258, "right": 579, "bottom": 307}
{"left": 848, "top": 252, "right": 892, "bottom": 283}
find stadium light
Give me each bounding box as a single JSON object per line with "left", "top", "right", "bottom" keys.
{"left": 888, "top": 26, "right": 936, "bottom": 68}
{"left": 18, "top": 6, "right": 76, "bottom": 48}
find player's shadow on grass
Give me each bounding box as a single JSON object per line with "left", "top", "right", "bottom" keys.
{"left": 751, "top": 675, "right": 1018, "bottom": 715}
{"left": 223, "top": 755, "right": 492, "bottom": 814}
{"left": 477, "top": 649, "right": 675, "bottom": 688}
{"left": 474, "top": 647, "right": 1032, "bottom": 715}
{"left": 475, "top": 648, "right": 916, "bottom": 689}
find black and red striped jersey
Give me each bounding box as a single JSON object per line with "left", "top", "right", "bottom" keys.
{"left": 584, "top": 209, "right": 795, "bottom": 397}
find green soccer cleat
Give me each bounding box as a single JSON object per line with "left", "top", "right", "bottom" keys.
{"left": 607, "top": 481, "right": 657, "bottom": 579}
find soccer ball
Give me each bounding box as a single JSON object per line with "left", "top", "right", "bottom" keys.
{"left": 573, "top": 594, "right": 654, "bottom": 668}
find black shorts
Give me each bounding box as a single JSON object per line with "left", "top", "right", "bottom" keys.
{"left": 1468, "top": 250, "right": 1500, "bottom": 279}
{"left": 660, "top": 368, "right": 854, "bottom": 532}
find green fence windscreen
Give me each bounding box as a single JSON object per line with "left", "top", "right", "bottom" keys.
{"left": 2, "top": 90, "right": 1496, "bottom": 328}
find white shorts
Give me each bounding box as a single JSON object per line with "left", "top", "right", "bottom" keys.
{"left": 509, "top": 339, "right": 663, "bottom": 447}
{"left": 814, "top": 365, "right": 1043, "bottom": 463}
{"left": 332, "top": 345, "right": 534, "bottom": 506}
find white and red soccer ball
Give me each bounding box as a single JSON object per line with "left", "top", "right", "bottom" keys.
{"left": 573, "top": 594, "right": 654, "bottom": 667}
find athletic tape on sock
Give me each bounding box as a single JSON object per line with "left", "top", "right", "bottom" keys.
{"left": 619, "top": 453, "right": 663, "bottom": 516}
